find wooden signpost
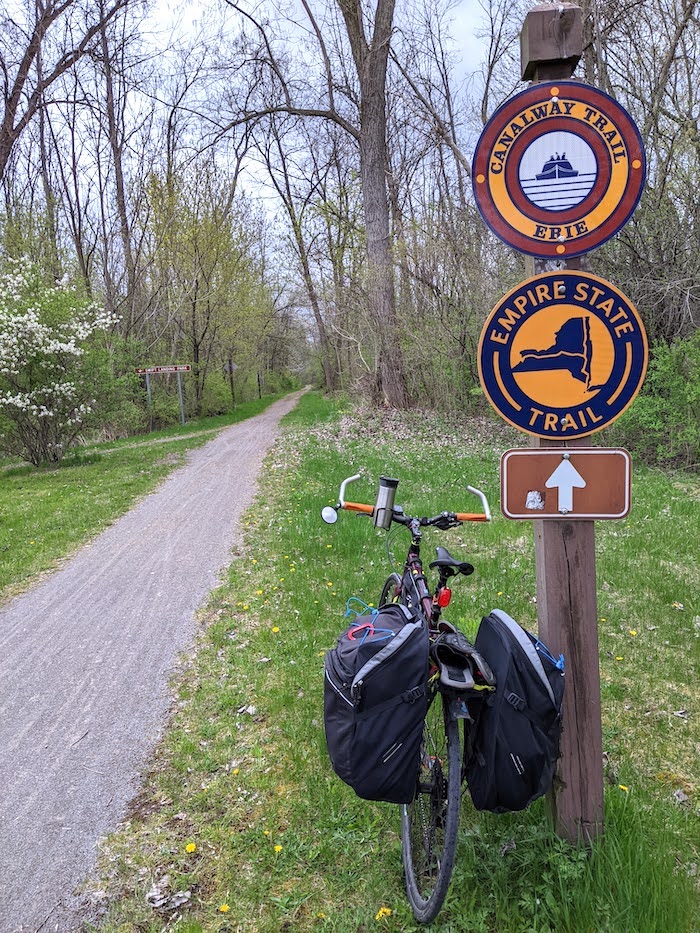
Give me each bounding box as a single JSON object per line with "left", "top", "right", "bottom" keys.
{"left": 472, "top": 3, "right": 648, "bottom": 843}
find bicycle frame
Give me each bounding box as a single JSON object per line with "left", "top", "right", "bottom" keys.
{"left": 394, "top": 525, "right": 441, "bottom": 628}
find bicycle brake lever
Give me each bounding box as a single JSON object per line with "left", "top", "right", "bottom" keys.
{"left": 433, "top": 513, "right": 460, "bottom": 531}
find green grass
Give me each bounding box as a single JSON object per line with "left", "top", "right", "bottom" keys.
{"left": 0, "top": 395, "right": 282, "bottom": 600}
{"left": 85, "top": 392, "right": 698, "bottom": 932}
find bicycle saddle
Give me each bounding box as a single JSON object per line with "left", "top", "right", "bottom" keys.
{"left": 429, "top": 546, "right": 474, "bottom": 577}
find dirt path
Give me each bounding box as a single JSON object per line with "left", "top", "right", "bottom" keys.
{"left": 0, "top": 392, "right": 304, "bottom": 932}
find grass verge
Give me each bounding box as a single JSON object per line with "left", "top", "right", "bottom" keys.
{"left": 89, "top": 392, "right": 699, "bottom": 932}
{"left": 0, "top": 395, "right": 282, "bottom": 600}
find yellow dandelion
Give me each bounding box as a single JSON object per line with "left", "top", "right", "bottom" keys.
{"left": 274, "top": 844, "right": 283, "bottom": 853}
{"left": 375, "top": 906, "right": 392, "bottom": 920}
{"left": 252, "top": 558, "right": 257, "bottom": 563}
{"left": 619, "top": 784, "right": 629, "bottom": 792}
{"left": 317, "top": 912, "right": 327, "bottom": 919}
{"left": 219, "top": 904, "right": 230, "bottom": 913}
{"left": 185, "top": 842, "right": 196, "bottom": 853}
{"left": 327, "top": 582, "right": 333, "bottom": 587}
{"left": 616, "top": 656, "right": 624, "bottom": 661}
{"left": 600, "top": 617, "right": 607, "bottom": 622}
{"left": 272, "top": 626, "right": 280, "bottom": 633}
{"left": 629, "top": 629, "right": 637, "bottom": 636}
{"left": 232, "top": 768, "right": 240, "bottom": 776}
{"left": 243, "top": 604, "right": 249, "bottom": 610}
{"left": 256, "top": 589, "right": 263, "bottom": 595}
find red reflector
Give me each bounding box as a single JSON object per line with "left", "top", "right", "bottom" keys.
{"left": 437, "top": 587, "right": 452, "bottom": 608}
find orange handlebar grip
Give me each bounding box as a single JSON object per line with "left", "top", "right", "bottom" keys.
{"left": 343, "top": 501, "right": 374, "bottom": 515}
{"left": 455, "top": 513, "right": 488, "bottom": 522}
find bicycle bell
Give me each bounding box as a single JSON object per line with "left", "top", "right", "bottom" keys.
{"left": 373, "top": 476, "right": 398, "bottom": 530}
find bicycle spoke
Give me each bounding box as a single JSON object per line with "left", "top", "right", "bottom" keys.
{"left": 401, "top": 689, "right": 461, "bottom": 924}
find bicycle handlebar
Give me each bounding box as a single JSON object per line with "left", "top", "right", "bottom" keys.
{"left": 343, "top": 501, "right": 374, "bottom": 515}
{"left": 322, "top": 474, "right": 491, "bottom": 526}
{"left": 338, "top": 473, "right": 361, "bottom": 507}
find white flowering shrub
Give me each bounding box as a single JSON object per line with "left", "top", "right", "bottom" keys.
{"left": 0, "top": 260, "right": 118, "bottom": 465}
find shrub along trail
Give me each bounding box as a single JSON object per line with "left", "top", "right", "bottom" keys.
{"left": 0, "top": 391, "right": 304, "bottom": 933}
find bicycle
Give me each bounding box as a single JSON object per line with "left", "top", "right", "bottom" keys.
{"left": 322, "top": 474, "right": 496, "bottom": 924}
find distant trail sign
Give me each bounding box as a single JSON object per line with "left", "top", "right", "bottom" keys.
{"left": 478, "top": 271, "right": 648, "bottom": 439}
{"left": 135, "top": 365, "right": 191, "bottom": 374}
{"left": 472, "top": 81, "right": 645, "bottom": 258}
{"left": 135, "top": 364, "right": 191, "bottom": 426}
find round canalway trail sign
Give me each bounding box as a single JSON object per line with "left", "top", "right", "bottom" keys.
{"left": 472, "top": 81, "right": 646, "bottom": 258}
{"left": 478, "top": 271, "right": 648, "bottom": 439}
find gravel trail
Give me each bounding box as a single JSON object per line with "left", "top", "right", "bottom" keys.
{"left": 0, "top": 392, "right": 303, "bottom": 932}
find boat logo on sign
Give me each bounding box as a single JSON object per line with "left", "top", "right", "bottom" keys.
{"left": 520, "top": 141, "right": 596, "bottom": 211}
{"left": 478, "top": 271, "right": 648, "bottom": 439}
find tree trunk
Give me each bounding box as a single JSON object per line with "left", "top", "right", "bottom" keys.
{"left": 337, "top": 0, "right": 409, "bottom": 408}
{"left": 100, "top": 12, "right": 138, "bottom": 333}
{"left": 300, "top": 247, "right": 337, "bottom": 392}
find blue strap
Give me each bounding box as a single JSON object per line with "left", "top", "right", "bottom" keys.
{"left": 535, "top": 639, "right": 565, "bottom": 671}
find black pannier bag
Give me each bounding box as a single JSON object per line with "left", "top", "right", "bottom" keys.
{"left": 465, "top": 609, "right": 565, "bottom": 813}
{"left": 324, "top": 602, "right": 429, "bottom": 804}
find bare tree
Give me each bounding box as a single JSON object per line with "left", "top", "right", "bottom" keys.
{"left": 258, "top": 116, "right": 341, "bottom": 392}
{"left": 0, "top": 0, "right": 132, "bottom": 182}
{"left": 217, "top": 0, "right": 409, "bottom": 406}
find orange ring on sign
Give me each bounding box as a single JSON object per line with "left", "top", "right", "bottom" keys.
{"left": 472, "top": 81, "right": 646, "bottom": 258}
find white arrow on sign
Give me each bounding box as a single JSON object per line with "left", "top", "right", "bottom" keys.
{"left": 545, "top": 458, "right": 586, "bottom": 513}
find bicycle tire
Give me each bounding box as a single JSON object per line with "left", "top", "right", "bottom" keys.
{"left": 401, "top": 688, "right": 461, "bottom": 924}
{"left": 379, "top": 572, "right": 402, "bottom": 606}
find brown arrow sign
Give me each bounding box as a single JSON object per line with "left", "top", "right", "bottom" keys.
{"left": 501, "top": 447, "right": 631, "bottom": 520}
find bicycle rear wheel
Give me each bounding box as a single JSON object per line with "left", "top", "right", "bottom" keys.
{"left": 401, "top": 688, "right": 461, "bottom": 924}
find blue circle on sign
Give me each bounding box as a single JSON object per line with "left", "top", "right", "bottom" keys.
{"left": 478, "top": 272, "right": 648, "bottom": 439}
